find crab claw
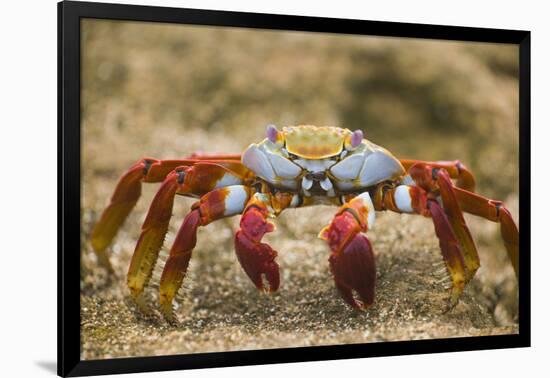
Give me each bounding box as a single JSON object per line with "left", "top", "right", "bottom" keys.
{"left": 329, "top": 232, "right": 375, "bottom": 310}
{"left": 234, "top": 205, "right": 280, "bottom": 293}
{"left": 320, "top": 207, "right": 376, "bottom": 310}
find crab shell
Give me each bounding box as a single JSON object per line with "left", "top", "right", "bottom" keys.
{"left": 242, "top": 125, "right": 405, "bottom": 196}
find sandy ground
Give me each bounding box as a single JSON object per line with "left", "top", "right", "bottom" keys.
{"left": 80, "top": 19, "right": 519, "bottom": 360}
{"left": 80, "top": 189, "right": 518, "bottom": 360}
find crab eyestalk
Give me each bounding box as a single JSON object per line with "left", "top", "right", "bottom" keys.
{"left": 350, "top": 129, "right": 363, "bottom": 148}
{"left": 265, "top": 123, "right": 286, "bottom": 148}
{"left": 342, "top": 129, "right": 364, "bottom": 151}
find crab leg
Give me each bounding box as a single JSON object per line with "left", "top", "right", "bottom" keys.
{"left": 409, "top": 164, "right": 481, "bottom": 283}
{"left": 402, "top": 162, "right": 518, "bottom": 278}
{"left": 426, "top": 199, "right": 468, "bottom": 307}
{"left": 188, "top": 152, "right": 242, "bottom": 160}
{"left": 91, "top": 158, "right": 190, "bottom": 270}
{"left": 125, "top": 164, "right": 250, "bottom": 302}
{"left": 319, "top": 193, "right": 377, "bottom": 309}
{"left": 126, "top": 169, "right": 181, "bottom": 298}
{"left": 234, "top": 193, "right": 282, "bottom": 293}
{"left": 435, "top": 170, "right": 480, "bottom": 282}
{"left": 374, "top": 183, "right": 468, "bottom": 308}
{"left": 400, "top": 159, "right": 476, "bottom": 192}
{"left": 91, "top": 157, "right": 251, "bottom": 270}
{"left": 408, "top": 162, "right": 519, "bottom": 279}
{"left": 158, "top": 185, "right": 253, "bottom": 320}
{"left": 453, "top": 187, "right": 519, "bottom": 277}
{"left": 176, "top": 161, "right": 254, "bottom": 197}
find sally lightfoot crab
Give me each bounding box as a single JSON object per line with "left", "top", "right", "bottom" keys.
{"left": 90, "top": 125, "right": 519, "bottom": 321}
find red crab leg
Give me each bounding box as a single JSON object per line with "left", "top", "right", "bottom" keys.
{"left": 234, "top": 193, "right": 282, "bottom": 293}
{"left": 453, "top": 187, "right": 519, "bottom": 277}
{"left": 177, "top": 161, "right": 254, "bottom": 197}
{"left": 91, "top": 157, "right": 251, "bottom": 270}
{"left": 159, "top": 185, "right": 253, "bottom": 320}
{"left": 409, "top": 164, "right": 481, "bottom": 283}
{"left": 426, "top": 199, "right": 467, "bottom": 307}
{"left": 176, "top": 159, "right": 249, "bottom": 177}
{"left": 374, "top": 181, "right": 468, "bottom": 308}
{"left": 90, "top": 158, "right": 191, "bottom": 270}
{"left": 435, "top": 170, "right": 480, "bottom": 282}
{"left": 126, "top": 169, "right": 181, "bottom": 298}
{"left": 126, "top": 164, "right": 251, "bottom": 302}
{"left": 319, "top": 193, "right": 376, "bottom": 310}
{"left": 400, "top": 159, "right": 476, "bottom": 192}
{"left": 188, "top": 152, "right": 242, "bottom": 161}
{"left": 413, "top": 162, "right": 519, "bottom": 279}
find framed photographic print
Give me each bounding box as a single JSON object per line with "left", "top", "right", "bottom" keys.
{"left": 58, "top": 0, "right": 530, "bottom": 376}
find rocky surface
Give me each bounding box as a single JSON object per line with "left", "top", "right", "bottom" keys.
{"left": 80, "top": 19, "right": 519, "bottom": 360}
{"left": 80, "top": 200, "right": 518, "bottom": 359}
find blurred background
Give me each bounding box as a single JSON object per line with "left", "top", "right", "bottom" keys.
{"left": 81, "top": 19, "right": 519, "bottom": 359}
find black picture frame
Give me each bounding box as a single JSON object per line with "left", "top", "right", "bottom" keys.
{"left": 58, "top": 1, "right": 531, "bottom": 376}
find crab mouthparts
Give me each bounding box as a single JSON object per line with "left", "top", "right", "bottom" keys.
{"left": 302, "top": 171, "right": 334, "bottom": 195}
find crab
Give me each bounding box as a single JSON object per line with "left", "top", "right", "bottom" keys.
{"left": 90, "top": 125, "right": 519, "bottom": 321}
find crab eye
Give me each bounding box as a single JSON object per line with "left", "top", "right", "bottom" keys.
{"left": 266, "top": 124, "right": 279, "bottom": 143}
{"left": 351, "top": 130, "right": 363, "bottom": 148}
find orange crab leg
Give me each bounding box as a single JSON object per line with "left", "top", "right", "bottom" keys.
{"left": 426, "top": 199, "right": 467, "bottom": 307}
{"left": 91, "top": 156, "right": 251, "bottom": 270}
{"left": 126, "top": 169, "right": 181, "bottom": 298}
{"left": 378, "top": 160, "right": 518, "bottom": 306}
{"left": 374, "top": 178, "right": 469, "bottom": 307}
{"left": 126, "top": 164, "right": 251, "bottom": 301}
{"left": 409, "top": 162, "right": 519, "bottom": 278}
{"left": 400, "top": 159, "right": 476, "bottom": 192}
{"left": 188, "top": 152, "right": 242, "bottom": 161}
{"left": 90, "top": 158, "right": 190, "bottom": 270}
{"left": 159, "top": 185, "right": 253, "bottom": 320}
{"left": 436, "top": 170, "right": 480, "bottom": 282}
{"left": 409, "top": 164, "right": 480, "bottom": 277}
{"left": 319, "top": 193, "right": 376, "bottom": 309}
{"left": 453, "top": 187, "right": 519, "bottom": 277}
{"left": 174, "top": 159, "right": 250, "bottom": 177}
{"left": 177, "top": 161, "right": 255, "bottom": 197}
{"left": 409, "top": 164, "right": 481, "bottom": 282}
